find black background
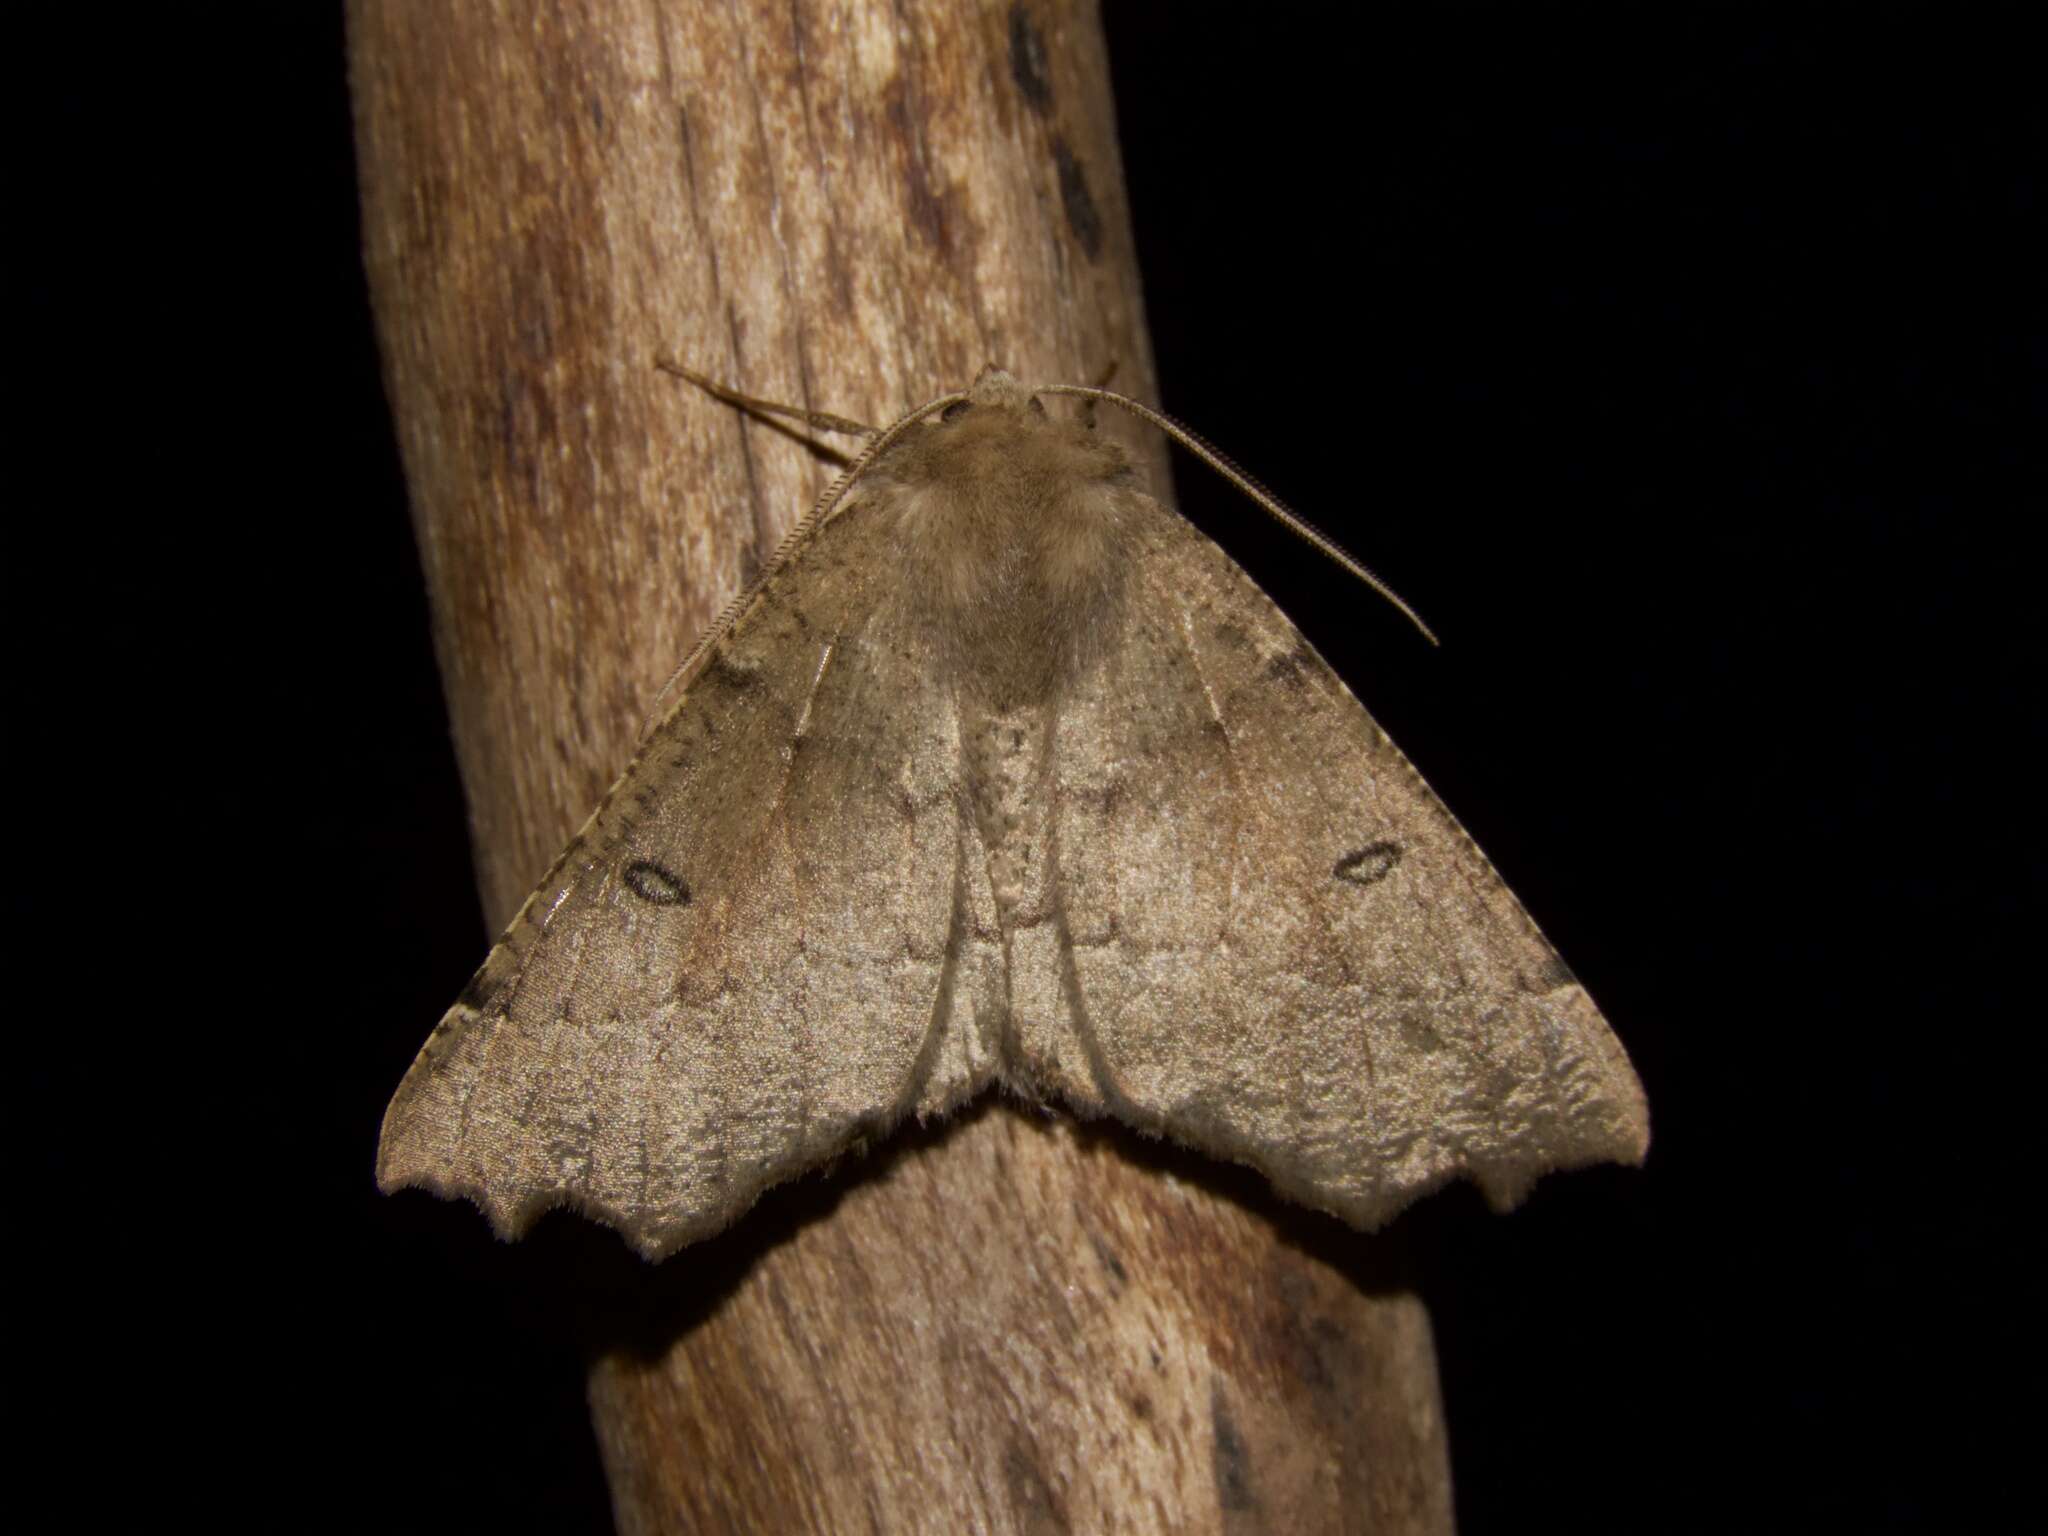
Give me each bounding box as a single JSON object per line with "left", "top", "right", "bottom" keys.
{"left": 22, "top": 6, "right": 2031, "bottom": 1531}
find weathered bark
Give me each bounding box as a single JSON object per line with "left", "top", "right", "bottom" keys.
{"left": 350, "top": 2, "right": 1453, "bottom": 1530}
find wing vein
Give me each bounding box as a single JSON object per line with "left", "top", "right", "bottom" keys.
{"left": 776, "top": 631, "right": 845, "bottom": 1149}
{"left": 1165, "top": 582, "right": 1242, "bottom": 945}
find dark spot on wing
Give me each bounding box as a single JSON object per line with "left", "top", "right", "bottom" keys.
{"left": 1100, "top": 777, "right": 1127, "bottom": 820}
{"left": 1534, "top": 949, "right": 1579, "bottom": 989}
{"left": 623, "top": 860, "right": 690, "bottom": 906}
{"left": 1008, "top": 5, "right": 1053, "bottom": 112}
{"left": 1051, "top": 135, "right": 1103, "bottom": 260}
{"left": 1334, "top": 841, "right": 1402, "bottom": 886}
{"left": 1264, "top": 644, "right": 1316, "bottom": 687}
{"left": 456, "top": 965, "right": 498, "bottom": 1009}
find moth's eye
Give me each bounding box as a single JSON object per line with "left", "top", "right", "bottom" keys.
{"left": 1027, "top": 395, "right": 1047, "bottom": 417}
{"left": 940, "top": 399, "right": 973, "bottom": 423}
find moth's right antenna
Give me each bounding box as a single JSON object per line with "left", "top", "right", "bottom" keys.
{"left": 1041, "top": 384, "right": 1440, "bottom": 647}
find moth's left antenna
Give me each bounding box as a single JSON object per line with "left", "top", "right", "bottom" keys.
{"left": 654, "top": 359, "right": 878, "bottom": 440}
{"left": 644, "top": 361, "right": 965, "bottom": 730}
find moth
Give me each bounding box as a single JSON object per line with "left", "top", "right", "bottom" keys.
{"left": 379, "top": 364, "right": 1649, "bottom": 1260}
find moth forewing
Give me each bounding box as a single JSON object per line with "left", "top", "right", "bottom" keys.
{"left": 378, "top": 367, "right": 1648, "bottom": 1258}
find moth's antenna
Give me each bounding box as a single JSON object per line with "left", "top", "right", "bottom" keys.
{"left": 1041, "top": 384, "right": 1440, "bottom": 647}
{"left": 646, "top": 361, "right": 966, "bottom": 726}
{"left": 654, "top": 359, "right": 879, "bottom": 439}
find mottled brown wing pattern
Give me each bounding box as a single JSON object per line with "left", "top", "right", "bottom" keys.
{"left": 1045, "top": 497, "right": 1649, "bottom": 1228}
{"left": 377, "top": 499, "right": 987, "bottom": 1258}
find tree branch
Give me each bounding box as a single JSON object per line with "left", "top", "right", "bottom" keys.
{"left": 349, "top": 2, "right": 1453, "bottom": 1528}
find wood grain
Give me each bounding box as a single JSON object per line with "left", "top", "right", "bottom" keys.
{"left": 350, "top": 2, "right": 1454, "bottom": 1529}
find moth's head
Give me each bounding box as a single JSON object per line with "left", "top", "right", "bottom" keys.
{"left": 932, "top": 365, "right": 1052, "bottom": 429}
{"left": 904, "top": 364, "right": 1125, "bottom": 474}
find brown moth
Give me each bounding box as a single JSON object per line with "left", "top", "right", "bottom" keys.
{"left": 379, "top": 366, "right": 1650, "bottom": 1260}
